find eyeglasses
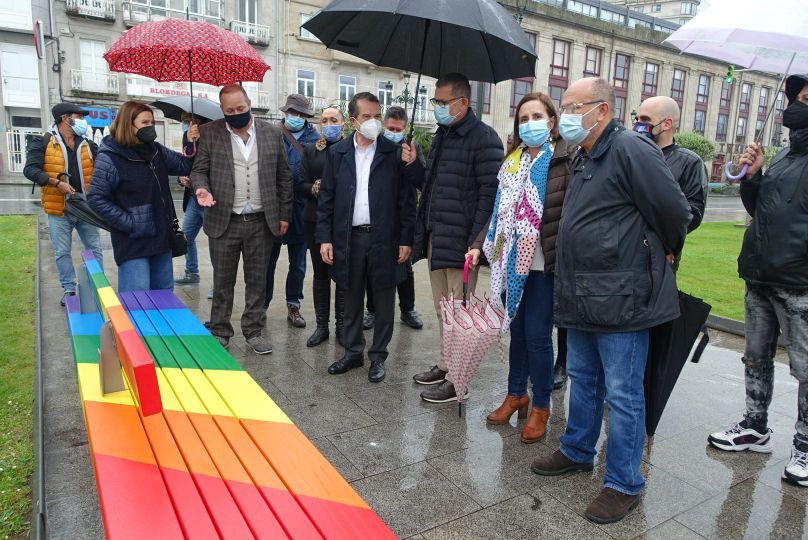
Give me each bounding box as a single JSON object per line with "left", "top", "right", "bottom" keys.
{"left": 559, "top": 100, "right": 603, "bottom": 115}
{"left": 429, "top": 96, "right": 462, "bottom": 107}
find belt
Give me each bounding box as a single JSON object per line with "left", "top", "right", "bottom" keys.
{"left": 352, "top": 225, "right": 371, "bottom": 233}
{"left": 232, "top": 211, "right": 264, "bottom": 222}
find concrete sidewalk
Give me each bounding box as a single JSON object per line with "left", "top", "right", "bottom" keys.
{"left": 38, "top": 214, "right": 806, "bottom": 539}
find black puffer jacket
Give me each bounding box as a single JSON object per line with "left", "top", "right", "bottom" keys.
{"left": 738, "top": 137, "right": 808, "bottom": 289}
{"left": 411, "top": 109, "right": 503, "bottom": 270}
{"left": 662, "top": 142, "right": 708, "bottom": 234}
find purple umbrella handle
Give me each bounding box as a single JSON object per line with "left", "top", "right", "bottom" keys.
{"left": 725, "top": 162, "right": 748, "bottom": 181}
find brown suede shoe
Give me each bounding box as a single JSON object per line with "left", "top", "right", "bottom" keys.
{"left": 531, "top": 450, "right": 593, "bottom": 476}
{"left": 584, "top": 487, "right": 640, "bottom": 524}
{"left": 486, "top": 394, "right": 530, "bottom": 425}
{"left": 520, "top": 407, "right": 551, "bottom": 444}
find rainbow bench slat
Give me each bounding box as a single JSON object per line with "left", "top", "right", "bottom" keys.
{"left": 65, "top": 253, "right": 396, "bottom": 539}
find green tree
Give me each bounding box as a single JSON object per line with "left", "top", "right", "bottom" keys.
{"left": 675, "top": 132, "right": 716, "bottom": 162}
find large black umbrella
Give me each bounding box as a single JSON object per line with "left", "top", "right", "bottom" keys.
{"left": 150, "top": 96, "right": 223, "bottom": 123}
{"left": 644, "top": 291, "right": 712, "bottom": 436}
{"left": 64, "top": 193, "right": 111, "bottom": 232}
{"left": 302, "top": 0, "right": 537, "bottom": 137}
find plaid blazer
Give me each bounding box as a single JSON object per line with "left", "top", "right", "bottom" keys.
{"left": 190, "top": 118, "right": 293, "bottom": 239}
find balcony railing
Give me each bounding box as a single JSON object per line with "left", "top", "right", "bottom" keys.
{"left": 122, "top": 1, "right": 222, "bottom": 27}
{"left": 66, "top": 0, "right": 115, "bottom": 21}
{"left": 71, "top": 70, "right": 119, "bottom": 95}
{"left": 229, "top": 21, "right": 272, "bottom": 47}
{"left": 250, "top": 91, "right": 271, "bottom": 110}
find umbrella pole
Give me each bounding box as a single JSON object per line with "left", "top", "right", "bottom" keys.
{"left": 407, "top": 19, "right": 430, "bottom": 143}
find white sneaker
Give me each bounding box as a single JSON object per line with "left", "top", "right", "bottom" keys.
{"left": 708, "top": 420, "right": 773, "bottom": 453}
{"left": 783, "top": 444, "right": 808, "bottom": 487}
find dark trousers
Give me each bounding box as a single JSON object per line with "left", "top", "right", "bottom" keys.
{"left": 265, "top": 239, "right": 307, "bottom": 308}
{"left": 556, "top": 327, "right": 568, "bottom": 369}
{"left": 209, "top": 213, "right": 272, "bottom": 340}
{"left": 343, "top": 230, "right": 395, "bottom": 362}
{"left": 304, "top": 222, "right": 330, "bottom": 281}
{"left": 366, "top": 259, "right": 415, "bottom": 314}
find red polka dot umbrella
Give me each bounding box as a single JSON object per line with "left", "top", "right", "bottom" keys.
{"left": 104, "top": 18, "right": 270, "bottom": 86}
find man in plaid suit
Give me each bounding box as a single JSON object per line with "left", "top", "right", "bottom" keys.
{"left": 191, "top": 84, "right": 293, "bottom": 354}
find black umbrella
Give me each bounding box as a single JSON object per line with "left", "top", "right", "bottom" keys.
{"left": 64, "top": 192, "right": 111, "bottom": 232}
{"left": 302, "top": 0, "right": 537, "bottom": 138}
{"left": 151, "top": 96, "right": 223, "bottom": 123}
{"left": 644, "top": 291, "right": 712, "bottom": 436}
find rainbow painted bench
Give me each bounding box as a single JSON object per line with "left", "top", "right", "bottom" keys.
{"left": 65, "top": 250, "right": 395, "bottom": 539}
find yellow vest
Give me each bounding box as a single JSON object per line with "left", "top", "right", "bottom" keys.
{"left": 41, "top": 133, "right": 94, "bottom": 217}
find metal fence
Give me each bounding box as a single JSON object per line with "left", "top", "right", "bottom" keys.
{"left": 6, "top": 129, "right": 40, "bottom": 174}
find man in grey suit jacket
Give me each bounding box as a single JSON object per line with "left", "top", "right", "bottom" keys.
{"left": 191, "top": 84, "right": 293, "bottom": 353}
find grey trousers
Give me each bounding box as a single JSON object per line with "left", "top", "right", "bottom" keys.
{"left": 343, "top": 230, "right": 396, "bottom": 363}
{"left": 209, "top": 213, "right": 272, "bottom": 340}
{"left": 743, "top": 284, "right": 808, "bottom": 445}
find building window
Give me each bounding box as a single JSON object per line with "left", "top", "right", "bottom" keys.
{"left": 694, "top": 110, "right": 706, "bottom": 134}
{"left": 551, "top": 39, "right": 571, "bottom": 78}
{"left": 549, "top": 86, "right": 565, "bottom": 110}
{"left": 736, "top": 116, "right": 748, "bottom": 142}
{"left": 719, "top": 79, "right": 732, "bottom": 109}
{"left": 526, "top": 31, "right": 537, "bottom": 52}
{"left": 79, "top": 39, "right": 110, "bottom": 93}
{"left": 238, "top": 0, "right": 257, "bottom": 23}
{"left": 651, "top": 4, "right": 661, "bottom": 12}
{"left": 378, "top": 81, "right": 393, "bottom": 108}
{"left": 758, "top": 87, "right": 770, "bottom": 117}
{"left": 614, "top": 54, "right": 630, "bottom": 89}
{"left": 300, "top": 13, "right": 319, "bottom": 41}
{"left": 470, "top": 82, "right": 491, "bottom": 115}
{"left": 415, "top": 86, "right": 429, "bottom": 123}
{"left": 584, "top": 46, "right": 602, "bottom": 76}
{"left": 739, "top": 83, "right": 752, "bottom": 113}
{"left": 775, "top": 91, "right": 785, "bottom": 119}
{"left": 296, "top": 69, "right": 315, "bottom": 98}
{"left": 671, "top": 68, "right": 686, "bottom": 103}
{"left": 630, "top": 5, "right": 644, "bottom": 13}
{"left": 716, "top": 113, "right": 728, "bottom": 141}
{"left": 511, "top": 78, "right": 533, "bottom": 116}
{"left": 642, "top": 62, "right": 659, "bottom": 96}
{"left": 567, "top": 1, "right": 598, "bottom": 17}
{"left": 755, "top": 119, "right": 765, "bottom": 140}
{"left": 600, "top": 9, "right": 626, "bottom": 24}
{"left": 339, "top": 75, "right": 356, "bottom": 102}
{"left": 615, "top": 96, "right": 626, "bottom": 124}
{"left": 772, "top": 122, "right": 784, "bottom": 146}
{"left": 681, "top": 2, "right": 697, "bottom": 15}
{"left": 696, "top": 74, "right": 710, "bottom": 105}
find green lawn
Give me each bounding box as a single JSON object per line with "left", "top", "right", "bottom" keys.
{"left": 677, "top": 221, "right": 746, "bottom": 321}
{"left": 0, "top": 215, "right": 37, "bottom": 539}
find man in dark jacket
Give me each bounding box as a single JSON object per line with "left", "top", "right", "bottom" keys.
{"left": 266, "top": 94, "right": 321, "bottom": 328}
{"left": 708, "top": 74, "right": 808, "bottom": 488}
{"left": 635, "top": 96, "right": 708, "bottom": 269}
{"left": 409, "top": 73, "right": 504, "bottom": 403}
{"left": 317, "top": 92, "right": 417, "bottom": 383}
{"left": 530, "top": 78, "right": 691, "bottom": 524}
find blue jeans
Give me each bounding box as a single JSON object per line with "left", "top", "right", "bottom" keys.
{"left": 265, "top": 240, "right": 306, "bottom": 308}
{"left": 508, "top": 271, "right": 555, "bottom": 408}
{"left": 181, "top": 196, "right": 204, "bottom": 275}
{"left": 117, "top": 251, "right": 174, "bottom": 292}
{"left": 561, "top": 328, "right": 649, "bottom": 495}
{"left": 47, "top": 214, "right": 103, "bottom": 292}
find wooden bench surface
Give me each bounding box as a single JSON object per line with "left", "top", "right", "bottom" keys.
{"left": 65, "top": 252, "right": 395, "bottom": 539}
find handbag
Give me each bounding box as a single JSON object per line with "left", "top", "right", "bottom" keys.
{"left": 152, "top": 156, "right": 188, "bottom": 258}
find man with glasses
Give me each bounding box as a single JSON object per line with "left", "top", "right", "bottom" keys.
{"left": 407, "top": 73, "right": 504, "bottom": 403}
{"left": 530, "top": 78, "right": 690, "bottom": 524}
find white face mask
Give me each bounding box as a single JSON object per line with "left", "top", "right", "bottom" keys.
{"left": 357, "top": 118, "right": 382, "bottom": 140}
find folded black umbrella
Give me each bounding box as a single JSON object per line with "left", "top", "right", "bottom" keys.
{"left": 644, "top": 291, "right": 712, "bottom": 436}
{"left": 151, "top": 96, "right": 223, "bottom": 123}
{"left": 64, "top": 193, "right": 111, "bottom": 232}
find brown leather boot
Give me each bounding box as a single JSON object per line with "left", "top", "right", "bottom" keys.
{"left": 520, "top": 407, "right": 551, "bottom": 444}
{"left": 486, "top": 394, "right": 530, "bottom": 425}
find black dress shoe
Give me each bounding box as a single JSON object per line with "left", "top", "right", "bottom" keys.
{"left": 306, "top": 326, "right": 329, "bottom": 347}
{"left": 553, "top": 364, "right": 568, "bottom": 390}
{"left": 368, "top": 360, "right": 386, "bottom": 383}
{"left": 328, "top": 355, "right": 364, "bottom": 375}
{"left": 400, "top": 310, "right": 423, "bottom": 329}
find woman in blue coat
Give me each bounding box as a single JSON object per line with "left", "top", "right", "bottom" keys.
{"left": 88, "top": 101, "right": 193, "bottom": 292}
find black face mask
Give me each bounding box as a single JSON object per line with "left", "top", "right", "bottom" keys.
{"left": 225, "top": 109, "right": 252, "bottom": 129}
{"left": 136, "top": 125, "right": 157, "bottom": 144}
{"left": 783, "top": 101, "right": 808, "bottom": 130}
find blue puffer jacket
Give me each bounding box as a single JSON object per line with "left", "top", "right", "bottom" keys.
{"left": 280, "top": 120, "right": 320, "bottom": 244}
{"left": 88, "top": 135, "right": 192, "bottom": 265}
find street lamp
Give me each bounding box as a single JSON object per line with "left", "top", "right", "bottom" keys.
{"left": 630, "top": 109, "right": 638, "bottom": 123}
{"left": 393, "top": 72, "right": 416, "bottom": 107}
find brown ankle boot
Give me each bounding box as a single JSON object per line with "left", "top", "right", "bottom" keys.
{"left": 520, "top": 407, "right": 551, "bottom": 444}
{"left": 486, "top": 394, "right": 530, "bottom": 425}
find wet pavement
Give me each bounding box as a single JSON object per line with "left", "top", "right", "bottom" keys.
{"left": 34, "top": 196, "right": 807, "bottom": 539}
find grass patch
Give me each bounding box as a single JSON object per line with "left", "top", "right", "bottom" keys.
{"left": 0, "top": 215, "right": 37, "bottom": 538}
{"left": 677, "top": 221, "right": 746, "bottom": 321}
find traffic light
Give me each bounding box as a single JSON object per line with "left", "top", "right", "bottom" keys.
{"left": 724, "top": 65, "right": 735, "bottom": 84}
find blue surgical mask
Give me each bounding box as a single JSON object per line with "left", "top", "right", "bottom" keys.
{"left": 518, "top": 119, "right": 550, "bottom": 148}
{"left": 322, "top": 124, "right": 343, "bottom": 142}
{"left": 558, "top": 105, "right": 601, "bottom": 146}
{"left": 180, "top": 122, "right": 189, "bottom": 133}
{"left": 286, "top": 114, "right": 305, "bottom": 132}
{"left": 433, "top": 103, "right": 459, "bottom": 126}
{"left": 70, "top": 118, "right": 89, "bottom": 137}
{"left": 383, "top": 130, "right": 404, "bottom": 144}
